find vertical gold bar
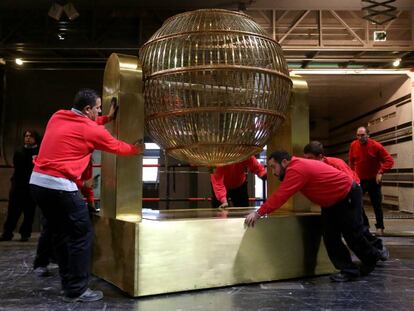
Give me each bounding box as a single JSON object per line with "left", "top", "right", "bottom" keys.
{"left": 267, "top": 75, "right": 310, "bottom": 211}
{"left": 101, "top": 53, "right": 144, "bottom": 220}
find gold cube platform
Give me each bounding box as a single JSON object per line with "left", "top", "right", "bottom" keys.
{"left": 92, "top": 208, "right": 334, "bottom": 297}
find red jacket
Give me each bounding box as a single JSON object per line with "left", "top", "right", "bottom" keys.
{"left": 211, "top": 156, "right": 266, "bottom": 203}
{"left": 33, "top": 110, "right": 140, "bottom": 182}
{"left": 323, "top": 156, "right": 360, "bottom": 184}
{"left": 349, "top": 138, "right": 394, "bottom": 180}
{"left": 75, "top": 161, "right": 94, "bottom": 204}
{"left": 75, "top": 115, "right": 109, "bottom": 203}
{"left": 96, "top": 115, "right": 109, "bottom": 125}
{"left": 257, "top": 157, "right": 352, "bottom": 216}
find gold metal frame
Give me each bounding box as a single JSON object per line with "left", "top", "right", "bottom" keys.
{"left": 100, "top": 53, "right": 144, "bottom": 220}
{"left": 92, "top": 56, "right": 333, "bottom": 297}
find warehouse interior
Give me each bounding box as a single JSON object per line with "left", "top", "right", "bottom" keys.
{"left": 0, "top": 0, "right": 414, "bottom": 309}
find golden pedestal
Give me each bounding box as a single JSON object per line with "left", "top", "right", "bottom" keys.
{"left": 92, "top": 54, "right": 334, "bottom": 297}
{"left": 93, "top": 209, "right": 333, "bottom": 297}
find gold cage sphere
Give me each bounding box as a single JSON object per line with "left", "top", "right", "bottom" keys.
{"left": 140, "top": 9, "right": 292, "bottom": 166}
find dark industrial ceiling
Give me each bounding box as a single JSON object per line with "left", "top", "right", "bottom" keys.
{"left": 0, "top": 0, "right": 413, "bottom": 70}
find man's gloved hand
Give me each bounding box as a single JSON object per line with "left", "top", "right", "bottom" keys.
{"left": 108, "top": 97, "right": 119, "bottom": 121}
{"left": 260, "top": 173, "right": 267, "bottom": 181}
{"left": 133, "top": 139, "right": 145, "bottom": 155}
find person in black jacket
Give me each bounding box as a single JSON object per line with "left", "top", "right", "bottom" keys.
{"left": 0, "top": 130, "right": 40, "bottom": 241}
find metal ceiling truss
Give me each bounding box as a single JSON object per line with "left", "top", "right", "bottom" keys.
{"left": 362, "top": 0, "right": 397, "bottom": 25}
{"left": 0, "top": 5, "right": 412, "bottom": 69}
{"left": 247, "top": 8, "right": 414, "bottom": 68}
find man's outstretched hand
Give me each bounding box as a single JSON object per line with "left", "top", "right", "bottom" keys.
{"left": 108, "top": 98, "right": 119, "bottom": 121}
{"left": 244, "top": 211, "right": 260, "bottom": 228}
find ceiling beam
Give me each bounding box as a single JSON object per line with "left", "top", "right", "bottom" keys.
{"left": 248, "top": 0, "right": 414, "bottom": 10}
{"left": 329, "top": 10, "right": 366, "bottom": 46}
{"left": 279, "top": 10, "right": 310, "bottom": 43}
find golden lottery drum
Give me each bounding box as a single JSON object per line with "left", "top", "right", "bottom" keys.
{"left": 140, "top": 9, "right": 292, "bottom": 165}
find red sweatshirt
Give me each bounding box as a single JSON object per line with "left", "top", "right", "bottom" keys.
{"left": 349, "top": 138, "right": 394, "bottom": 180}
{"left": 76, "top": 161, "right": 94, "bottom": 203}
{"left": 75, "top": 115, "right": 109, "bottom": 203}
{"left": 324, "top": 156, "right": 360, "bottom": 184}
{"left": 96, "top": 115, "right": 109, "bottom": 125}
{"left": 33, "top": 110, "right": 140, "bottom": 182}
{"left": 257, "top": 157, "right": 352, "bottom": 216}
{"left": 211, "top": 156, "right": 266, "bottom": 203}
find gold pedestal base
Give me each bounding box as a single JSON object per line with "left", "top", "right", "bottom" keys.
{"left": 92, "top": 209, "right": 334, "bottom": 297}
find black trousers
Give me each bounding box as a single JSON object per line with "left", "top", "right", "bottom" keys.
{"left": 211, "top": 181, "right": 249, "bottom": 208}
{"left": 33, "top": 216, "right": 55, "bottom": 269}
{"left": 353, "top": 185, "right": 383, "bottom": 250}
{"left": 1, "top": 185, "right": 36, "bottom": 239}
{"left": 321, "top": 183, "right": 381, "bottom": 276}
{"left": 30, "top": 185, "right": 92, "bottom": 297}
{"left": 360, "top": 179, "right": 384, "bottom": 229}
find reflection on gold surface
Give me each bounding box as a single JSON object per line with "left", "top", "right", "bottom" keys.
{"left": 140, "top": 9, "right": 292, "bottom": 166}
{"left": 93, "top": 211, "right": 333, "bottom": 297}
{"left": 267, "top": 74, "right": 311, "bottom": 212}
{"left": 141, "top": 207, "right": 319, "bottom": 221}
{"left": 101, "top": 53, "right": 144, "bottom": 220}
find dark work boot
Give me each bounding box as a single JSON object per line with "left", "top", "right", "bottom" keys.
{"left": 63, "top": 288, "right": 103, "bottom": 303}
{"left": 378, "top": 246, "right": 389, "bottom": 261}
{"left": 329, "top": 272, "right": 358, "bottom": 282}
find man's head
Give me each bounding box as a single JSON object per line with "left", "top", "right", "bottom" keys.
{"left": 356, "top": 126, "right": 369, "bottom": 144}
{"left": 73, "top": 89, "right": 101, "bottom": 121}
{"left": 268, "top": 150, "right": 292, "bottom": 181}
{"left": 303, "top": 141, "right": 324, "bottom": 161}
{"left": 23, "top": 130, "right": 40, "bottom": 147}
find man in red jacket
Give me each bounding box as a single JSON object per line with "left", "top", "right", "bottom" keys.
{"left": 303, "top": 141, "right": 384, "bottom": 251}
{"left": 349, "top": 126, "right": 394, "bottom": 236}
{"left": 29, "top": 89, "right": 143, "bottom": 302}
{"left": 33, "top": 98, "right": 116, "bottom": 277}
{"left": 245, "top": 150, "right": 388, "bottom": 282}
{"left": 211, "top": 156, "right": 266, "bottom": 208}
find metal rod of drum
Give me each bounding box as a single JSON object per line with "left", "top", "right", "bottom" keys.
{"left": 141, "top": 198, "right": 265, "bottom": 202}
{"left": 91, "top": 164, "right": 206, "bottom": 168}
{"left": 164, "top": 149, "right": 170, "bottom": 210}
{"left": 91, "top": 163, "right": 269, "bottom": 169}
{"left": 92, "top": 197, "right": 264, "bottom": 202}
{"left": 173, "top": 165, "right": 176, "bottom": 193}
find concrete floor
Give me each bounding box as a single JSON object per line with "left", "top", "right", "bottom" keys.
{"left": 1, "top": 232, "right": 414, "bottom": 311}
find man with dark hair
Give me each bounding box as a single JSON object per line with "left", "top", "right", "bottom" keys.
{"left": 29, "top": 89, "right": 143, "bottom": 302}
{"left": 304, "top": 141, "right": 359, "bottom": 183}
{"left": 245, "top": 150, "right": 388, "bottom": 282}
{"left": 211, "top": 156, "right": 266, "bottom": 208}
{"left": 304, "top": 141, "right": 384, "bottom": 251}
{"left": 33, "top": 97, "right": 117, "bottom": 277}
{"left": 349, "top": 126, "right": 394, "bottom": 235}
{"left": 0, "top": 130, "right": 40, "bottom": 242}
